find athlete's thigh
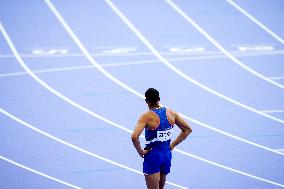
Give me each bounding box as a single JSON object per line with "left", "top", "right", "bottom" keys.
{"left": 159, "top": 173, "right": 166, "bottom": 189}
{"left": 160, "top": 151, "right": 172, "bottom": 175}
{"left": 145, "top": 172, "right": 160, "bottom": 189}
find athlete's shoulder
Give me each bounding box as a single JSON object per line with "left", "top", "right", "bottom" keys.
{"left": 165, "top": 107, "right": 178, "bottom": 117}
{"left": 139, "top": 110, "right": 155, "bottom": 122}
{"left": 165, "top": 107, "right": 178, "bottom": 125}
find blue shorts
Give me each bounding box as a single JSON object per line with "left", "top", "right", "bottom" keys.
{"left": 143, "top": 148, "right": 172, "bottom": 175}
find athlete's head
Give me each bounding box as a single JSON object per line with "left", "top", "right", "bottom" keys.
{"left": 145, "top": 88, "right": 160, "bottom": 104}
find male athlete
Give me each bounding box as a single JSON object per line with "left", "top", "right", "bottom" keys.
{"left": 131, "top": 88, "right": 192, "bottom": 189}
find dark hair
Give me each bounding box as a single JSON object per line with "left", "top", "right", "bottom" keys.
{"left": 145, "top": 88, "right": 160, "bottom": 104}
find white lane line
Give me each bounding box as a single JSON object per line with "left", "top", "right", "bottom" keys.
{"left": 238, "top": 45, "right": 274, "bottom": 52}
{"left": 0, "top": 109, "right": 187, "bottom": 189}
{"left": 0, "top": 155, "right": 81, "bottom": 189}
{"left": 1, "top": 22, "right": 284, "bottom": 187}
{"left": 102, "top": 47, "right": 136, "bottom": 54}
{"left": 170, "top": 46, "right": 205, "bottom": 53}
{"left": 105, "top": 0, "right": 284, "bottom": 125}
{"left": 1, "top": 49, "right": 284, "bottom": 59}
{"left": 41, "top": 0, "right": 284, "bottom": 156}
{"left": 165, "top": 0, "right": 284, "bottom": 90}
{"left": 276, "top": 149, "right": 284, "bottom": 154}
{"left": 261, "top": 110, "right": 284, "bottom": 114}
{"left": 269, "top": 77, "right": 284, "bottom": 81}
{"left": 32, "top": 48, "right": 69, "bottom": 55}
{"left": 227, "top": 0, "right": 284, "bottom": 46}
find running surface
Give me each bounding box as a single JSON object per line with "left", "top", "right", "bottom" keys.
{"left": 0, "top": 1, "right": 284, "bottom": 188}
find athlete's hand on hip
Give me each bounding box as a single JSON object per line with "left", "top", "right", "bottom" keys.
{"left": 140, "top": 148, "right": 152, "bottom": 158}
{"left": 170, "top": 144, "right": 175, "bottom": 151}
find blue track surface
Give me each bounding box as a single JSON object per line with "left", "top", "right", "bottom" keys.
{"left": 0, "top": 1, "right": 284, "bottom": 188}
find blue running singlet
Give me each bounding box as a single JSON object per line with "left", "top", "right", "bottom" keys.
{"left": 143, "top": 107, "right": 173, "bottom": 175}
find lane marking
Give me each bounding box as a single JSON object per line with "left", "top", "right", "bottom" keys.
{"left": 269, "top": 77, "right": 284, "bottom": 81}
{"left": 227, "top": 0, "right": 284, "bottom": 46}
{"left": 261, "top": 110, "right": 284, "bottom": 114}
{"left": 0, "top": 155, "right": 81, "bottom": 189}
{"left": 165, "top": 0, "right": 284, "bottom": 90}
{"left": 104, "top": 0, "right": 284, "bottom": 125}
{"left": 102, "top": 47, "right": 136, "bottom": 54}
{"left": 41, "top": 0, "right": 284, "bottom": 157}
{"left": 169, "top": 46, "right": 205, "bottom": 53}
{"left": 2, "top": 21, "right": 284, "bottom": 186}
{"left": 0, "top": 108, "right": 188, "bottom": 189}
{"left": 276, "top": 149, "right": 284, "bottom": 153}
{"left": 238, "top": 45, "right": 274, "bottom": 52}
{"left": 32, "top": 48, "right": 69, "bottom": 55}
{"left": 1, "top": 49, "right": 284, "bottom": 58}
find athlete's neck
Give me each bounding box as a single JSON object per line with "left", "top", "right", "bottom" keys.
{"left": 148, "top": 103, "right": 161, "bottom": 110}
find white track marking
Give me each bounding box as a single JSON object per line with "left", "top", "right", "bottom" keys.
{"left": 1, "top": 21, "right": 284, "bottom": 187}
{"left": 165, "top": 0, "right": 284, "bottom": 90}
{"left": 238, "top": 45, "right": 274, "bottom": 52}
{"left": 261, "top": 110, "right": 284, "bottom": 114}
{"left": 102, "top": 47, "right": 136, "bottom": 54}
{"left": 0, "top": 109, "right": 187, "bottom": 189}
{"left": 0, "top": 155, "right": 81, "bottom": 189}
{"left": 40, "top": 1, "right": 284, "bottom": 156}
{"left": 269, "top": 77, "right": 284, "bottom": 81}
{"left": 32, "top": 48, "right": 69, "bottom": 55}
{"left": 170, "top": 46, "right": 205, "bottom": 53}
{"left": 1, "top": 49, "right": 284, "bottom": 58}
{"left": 227, "top": 0, "right": 284, "bottom": 46}
{"left": 276, "top": 149, "right": 284, "bottom": 153}
{"left": 105, "top": 0, "right": 284, "bottom": 125}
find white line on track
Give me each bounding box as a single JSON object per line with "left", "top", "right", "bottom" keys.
{"left": 0, "top": 108, "right": 187, "bottom": 189}
{"left": 1, "top": 49, "right": 284, "bottom": 59}
{"left": 165, "top": 0, "right": 284, "bottom": 90}
{"left": 238, "top": 45, "right": 274, "bottom": 52}
{"left": 1, "top": 21, "right": 284, "bottom": 187}
{"left": 269, "top": 77, "right": 284, "bottom": 81}
{"left": 276, "top": 149, "right": 284, "bottom": 153}
{"left": 105, "top": 0, "right": 284, "bottom": 126}
{"left": 227, "top": 0, "right": 284, "bottom": 46}
{"left": 261, "top": 110, "right": 284, "bottom": 114}
{"left": 41, "top": 0, "right": 284, "bottom": 156}
{"left": 0, "top": 154, "right": 81, "bottom": 189}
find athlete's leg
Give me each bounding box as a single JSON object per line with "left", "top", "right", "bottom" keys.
{"left": 159, "top": 173, "right": 166, "bottom": 189}
{"left": 145, "top": 172, "right": 160, "bottom": 189}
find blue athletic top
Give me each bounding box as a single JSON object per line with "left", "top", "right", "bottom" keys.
{"left": 145, "top": 107, "right": 173, "bottom": 149}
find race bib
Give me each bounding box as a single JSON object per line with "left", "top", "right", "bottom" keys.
{"left": 157, "top": 129, "right": 172, "bottom": 142}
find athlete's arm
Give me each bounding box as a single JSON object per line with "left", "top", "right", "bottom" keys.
{"left": 131, "top": 113, "right": 151, "bottom": 158}
{"left": 170, "top": 112, "right": 192, "bottom": 151}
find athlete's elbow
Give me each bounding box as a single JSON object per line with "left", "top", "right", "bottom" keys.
{"left": 131, "top": 134, "right": 139, "bottom": 142}
{"left": 185, "top": 127, "right": 192, "bottom": 136}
